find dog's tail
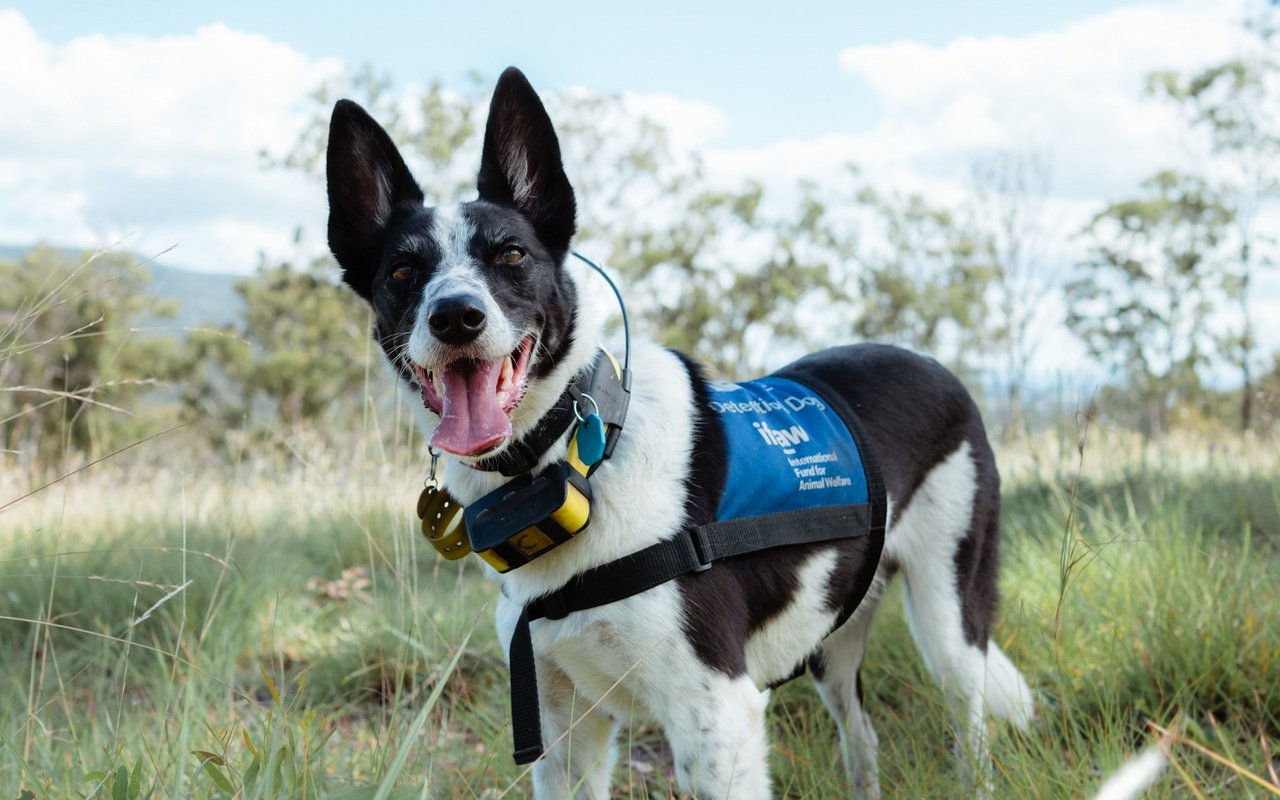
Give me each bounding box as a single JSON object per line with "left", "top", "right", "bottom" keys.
{"left": 984, "top": 642, "right": 1034, "bottom": 729}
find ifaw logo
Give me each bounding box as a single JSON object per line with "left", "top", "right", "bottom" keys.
{"left": 752, "top": 420, "right": 810, "bottom": 454}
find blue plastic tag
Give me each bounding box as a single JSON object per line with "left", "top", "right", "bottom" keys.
{"left": 577, "top": 413, "right": 606, "bottom": 466}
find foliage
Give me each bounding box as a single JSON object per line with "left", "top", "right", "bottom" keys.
{"left": 184, "top": 254, "right": 372, "bottom": 438}
{"left": 1148, "top": 8, "right": 1280, "bottom": 431}
{"left": 853, "top": 186, "right": 994, "bottom": 372}
{"left": 263, "top": 66, "right": 486, "bottom": 205}
{"left": 970, "top": 151, "right": 1054, "bottom": 435}
{"left": 0, "top": 246, "right": 187, "bottom": 470}
{"left": 1066, "top": 171, "right": 1234, "bottom": 437}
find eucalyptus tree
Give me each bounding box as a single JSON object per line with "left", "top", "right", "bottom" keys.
{"left": 1148, "top": 3, "right": 1280, "bottom": 431}
{"left": 1066, "top": 172, "right": 1234, "bottom": 438}
{"left": 0, "top": 246, "right": 185, "bottom": 469}
{"left": 970, "top": 151, "right": 1054, "bottom": 436}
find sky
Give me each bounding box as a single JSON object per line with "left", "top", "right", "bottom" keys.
{"left": 0, "top": 0, "right": 1274, "bottom": 376}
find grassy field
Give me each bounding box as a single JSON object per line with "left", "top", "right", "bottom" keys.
{"left": 1, "top": 426, "right": 1277, "bottom": 798}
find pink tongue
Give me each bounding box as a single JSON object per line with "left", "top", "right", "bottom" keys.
{"left": 429, "top": 358, "right": 511, "bottom": 456}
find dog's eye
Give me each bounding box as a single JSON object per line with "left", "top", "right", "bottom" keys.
{"left": 390, "top": 262, "right": 413, "bottom": 281}
{"left": 497, "top": 246, "right": 526, "bottom": 266}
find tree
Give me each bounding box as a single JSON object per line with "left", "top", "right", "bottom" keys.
{"left": 184, "top": 254, "right": 372, "bottom": 440}
{"left": 0, "top": 246, "right": 185, "bottom": 469}
{"left": 970, "top": 151, "right": 1054, "bottom": 436}
{"left": 608, "top": 180, "right": 844, "bottom": 377}
{"left": 1066, "top": 172, "right": 1234, "bottom": 438}
{"left": 1148, "top": 3, "right": 1280, "bottom": 431}
{"left": 852, "top": 187, "right": 993, "bottom": 375}
{"left": 264, "top": 66, "right": 486, "bottom": 205}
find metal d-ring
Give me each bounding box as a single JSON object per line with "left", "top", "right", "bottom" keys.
{"left": 572, "top": 393, "right": 599, "bottom": 423}
{"left": 425, "top": 447, "right": 441, "bottom": 486}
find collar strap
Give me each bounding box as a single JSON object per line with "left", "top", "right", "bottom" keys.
{"left": 471, "top": 349, "right": 628, "bottom": 477}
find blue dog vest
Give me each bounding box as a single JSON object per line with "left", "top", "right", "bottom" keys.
{"left": 706, "top": 377, "right": 870, "bottom": 521}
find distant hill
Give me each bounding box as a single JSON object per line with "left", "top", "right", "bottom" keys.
{"left": 0, "top": 243, "right": 243, "bottom": 332}
{"left": 146, "top": 262, "right": 242, "bottom": 330}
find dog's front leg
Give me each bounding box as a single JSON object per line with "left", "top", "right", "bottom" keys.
{"left": 530, "top": 656, "right": 619, "bottom": 799}
{"left": 496, "top": 597, "right": 618, "bottom": 799}
{"left": 653, "top": 672, "right": 772, "bottom": 800}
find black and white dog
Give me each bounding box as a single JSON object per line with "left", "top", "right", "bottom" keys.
{"left": 326, "top": 67, "right": 1033, "bottom": 799}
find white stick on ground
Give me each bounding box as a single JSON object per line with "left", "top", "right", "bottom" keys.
{"left": 1094, "top": 747, "right": 1169, "bottom": 800}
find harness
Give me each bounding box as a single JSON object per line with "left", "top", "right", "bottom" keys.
{"left": 414, "top": 257, "right": 886, "bottom": 766}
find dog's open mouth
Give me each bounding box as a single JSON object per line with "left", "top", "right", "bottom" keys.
{"left": 412, "top": 335, "right": 535, "bottom": 457}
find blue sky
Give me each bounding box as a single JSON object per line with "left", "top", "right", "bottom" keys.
{"left": 8, "top": 0, "right": 1148, "bottom": 147}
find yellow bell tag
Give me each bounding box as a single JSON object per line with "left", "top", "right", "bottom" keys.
{"left": 416, "top": 484, "right": 470, "bottom": 560}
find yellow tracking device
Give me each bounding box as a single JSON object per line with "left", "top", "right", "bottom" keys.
{"left": 463, "top": 460, "right": 593, "bottom": 573}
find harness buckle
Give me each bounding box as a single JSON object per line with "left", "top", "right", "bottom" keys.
{"left": 533, "top": 591, "right": 570, "bottom": 621}
{"left": 690, "top": 526, "right": 714, "bottom": 573}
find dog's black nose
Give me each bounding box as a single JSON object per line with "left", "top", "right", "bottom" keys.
{"left": 428, "top": 294, "right": 487, "bottom": 344}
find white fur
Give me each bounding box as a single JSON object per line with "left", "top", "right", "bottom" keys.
{"left": 405, "top": 204, "right": 519, "bottom": 372}
{"left": 502, "top": 142, "right": 536, "bottom": 206}
{"left": 985, "top": 642, "right": 1036, "bottom": 729}
{"left": 1094, "top": 748, "right": 1168, "bottom": 800}
{"left": 352, "top": 130, "right": 392, "bottom": 226}
{"left": 744, "top": 549, "right": 840, "bottom": 685}
{"left": 813, "top": 589, "right": 884, "bottom": 798}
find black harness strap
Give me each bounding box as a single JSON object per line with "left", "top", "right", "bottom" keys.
{"left": 508, "top": 504, "right": 879, "bottom": 763}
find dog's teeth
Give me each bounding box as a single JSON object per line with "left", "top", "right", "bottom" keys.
{"left": 499, "top": 356, "right": 514, "bottom": 393}
{"left": 431, "top": 371, "right": 444, "bottom": 398}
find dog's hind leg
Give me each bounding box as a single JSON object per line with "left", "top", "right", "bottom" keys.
{"left": 890, "top": 440, "right": 1032, "bottom": 795}
{"left": 812, "top": 571, "right": 888, "bottom": 800}
{"left": 531, "top": 658, "right": 619, "bottom": 800}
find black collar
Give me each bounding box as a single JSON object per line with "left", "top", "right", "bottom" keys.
{"left": 470, "top": 352, "right": 603, "bottom": 477}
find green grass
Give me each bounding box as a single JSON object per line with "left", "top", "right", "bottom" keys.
{"left": 1, "top": 430, "right": 1278, "bottom": 798}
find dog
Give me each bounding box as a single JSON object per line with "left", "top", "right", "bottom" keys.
{"left": 325, "top": 66, "right": 1034, "bottom": 799}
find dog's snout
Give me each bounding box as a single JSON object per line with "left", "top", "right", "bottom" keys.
{"left": 428, "top": 294, "right": 488, "bottom": 345}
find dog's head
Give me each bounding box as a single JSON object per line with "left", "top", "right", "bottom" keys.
{"left": 326, "top": 67, "right": 580, "bottom": 458}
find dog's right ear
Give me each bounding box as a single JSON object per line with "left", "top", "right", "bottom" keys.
{"left": 326, "top": 99, "right": 424, "bottom": 300}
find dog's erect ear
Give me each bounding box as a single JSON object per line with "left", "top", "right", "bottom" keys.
{"left": 327, "top": 99, "right": 424, "bottom": 299}
{"left": 477, "top": 67, "right": 576, "bottom": 259}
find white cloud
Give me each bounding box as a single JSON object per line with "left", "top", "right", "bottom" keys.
{"left": 0, "top": 10, "right": 342, "bottom": 272}
{"left": 705, "top": 1, "right": 1246, "bottom": 208}
{"left": 620, "top": 92, "right": 729, "bottom": 152}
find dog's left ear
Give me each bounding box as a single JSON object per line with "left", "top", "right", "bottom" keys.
{"left": 327, "top": 99, "right": 425, "bottom": 300}
{"left": 478, "top": 67, "right": 577, "bottom": 260}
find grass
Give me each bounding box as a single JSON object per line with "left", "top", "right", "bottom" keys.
{"left": 1, "top": 424, "right": 1278, "bottom": 798}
